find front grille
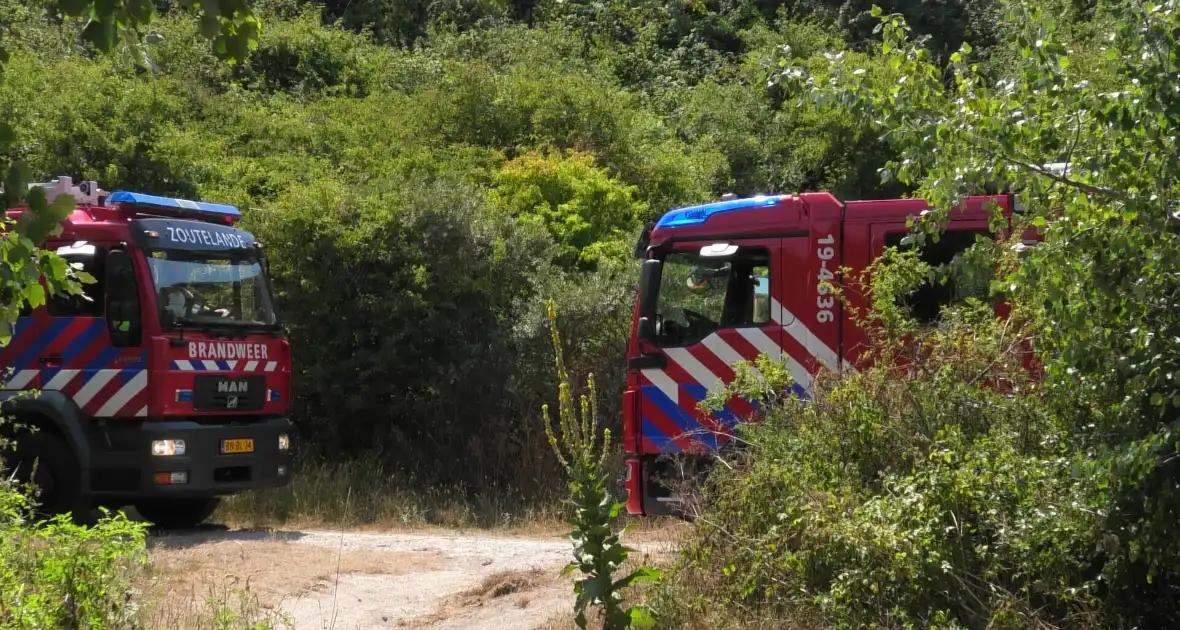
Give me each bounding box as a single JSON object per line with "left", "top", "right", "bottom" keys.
{"left": 193, "top": 375, "right": 267, "bottom": 412}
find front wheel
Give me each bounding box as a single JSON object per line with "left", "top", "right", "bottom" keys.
{"left": 135, "top": 497, "right": 221, "bottom": 529}
{"left": 3, "top": 431, "right": 91, "bottom": 524}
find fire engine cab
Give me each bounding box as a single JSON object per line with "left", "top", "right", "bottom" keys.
{"left": 623, "top": 190, "right": 1017, "bottom": 516}
{"left": 0, "top": 176, "right": 292, "bottom": 528}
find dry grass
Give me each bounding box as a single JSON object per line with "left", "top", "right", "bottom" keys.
{"left": 212, "top": 457, "right": 568, "bottom": 534}
{"left": 208, "top": 456, "right": 697, "bottom": 542}
{"left": 396, "top": 566, "right": 564, "bottom": 628}
{"left": 137, "top": 536, "right": 444, "bottom": 629}
{"left": 458, "top": 567, "right": 549, "bottom": 601}
{"left": 536, "top": 612, "right": 580, "bottom": 629}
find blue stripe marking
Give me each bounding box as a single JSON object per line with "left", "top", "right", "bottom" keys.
{"left": 641, "top": 385, "right": 698, "bottom": 442}
{"left": 643, "top": 384, "right": 718, "bottom": 451}
{"left": 637, "top": 380, "right": 812, "bottom": 453}
{"left": 11, "top": 317, "right": 73, "bottom": 370}
{"left": 2, "top": 317, "right": 34, "bottom": 362}
{"left": 61, "top": 319, "right": 106, "bottom": 363}
{"left": 680, "top": 384, "right": 741, "bottom": 428}
{"left": 12, "top": 317, "right": 33, "bottom": 336}
{"left": 171, "top": 360, "right": 234, "bottom": 371}
{"left": 641, "top": 417, "right": 682, "bottom": 453}
{"left": 86, "top": 345, "right": 126, "bottom": 371}
{"left": 41, "top": 367, "right": 62, "bottom": 387}
{"left": 678, "top": 385, "right": 727, "bottom": 449}
{"left": 791, "top": 381, "right": 810, "bottom": 400}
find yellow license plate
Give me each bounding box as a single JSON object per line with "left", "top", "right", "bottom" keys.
{"left": 221, "top": 438, "right": 254, "bottom": 454}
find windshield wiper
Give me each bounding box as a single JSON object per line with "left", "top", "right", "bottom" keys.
{"left": 177, "top": 316, "right": 278, "bottom": 337}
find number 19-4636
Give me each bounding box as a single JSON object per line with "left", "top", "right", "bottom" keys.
{"left": 816, "top": 235, "right": 835, "bottom": 323}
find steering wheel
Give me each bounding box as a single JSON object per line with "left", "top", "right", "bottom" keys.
{"left": 681, "top": 308, "right": 713, "bottom": 331}
{"left": 185, "top": 290, "right": 206, "bottom": 317}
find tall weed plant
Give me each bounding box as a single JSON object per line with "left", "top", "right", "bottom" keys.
{"left": 542, "top": 300, "right": 661, "bottom": 630}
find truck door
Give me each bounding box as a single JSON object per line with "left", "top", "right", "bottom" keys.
{"left": 32, "top": 242, "right": 148, "bottom": 418}
{"left": 637, "top": 237, "right": 783, "bottom": 454}
{"left": 869, "top": 220, "right": 997, "bottom": 323}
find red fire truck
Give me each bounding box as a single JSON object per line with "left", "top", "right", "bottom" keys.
{"left": 0, "top": 176, "right": 292, "bottom": 528}
{"left": 622, "top": 190, "right": 1021, "bottom": 516}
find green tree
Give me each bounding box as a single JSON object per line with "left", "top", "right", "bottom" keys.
{"left": 0, "top": 0, "right": 261, "bottom": 331}
{"left": 489, "top": 150, "right": 645, "bottom": 270}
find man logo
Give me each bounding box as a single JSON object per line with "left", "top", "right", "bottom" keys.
{"left": 217, "top": 381, "right": 248, "bottom": 394}
{"left": 227, "top": 396, "right": 239, "bottom": 409}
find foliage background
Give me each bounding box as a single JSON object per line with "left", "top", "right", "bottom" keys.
{"left": 0, "top": 0, "right": 957, "bottom": 495}
{"left": 8, "top": 0, "right": 1180, "bottom": 626}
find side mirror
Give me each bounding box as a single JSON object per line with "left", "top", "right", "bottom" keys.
{"left": 637, "top": 317, "right": 656, "bottom": 342}
{"left": 637, "top": 259, "right": 661, "bottom": 342}
{"left": 105, "top": 249, "right": 143, "bottom": 347}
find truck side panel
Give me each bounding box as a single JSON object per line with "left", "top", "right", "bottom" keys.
{"left": 0, "top": 241, "right": 149, "bottom": 418}
{"left": 2, "top": 315, "right": 147, "bottom": 418}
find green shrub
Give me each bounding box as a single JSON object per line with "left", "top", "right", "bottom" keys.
{"left": 663, "top": 245, "right": 1103, "bottom": 629}
{"left": 0, "top": 433, "right": 149, "bottom": 630}
{"left": 489, "top": 150, "right": 645, "bottom": 269}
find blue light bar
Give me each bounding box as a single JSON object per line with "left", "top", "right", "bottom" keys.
{"left": 655, "top": 195, "right": 789, "bottom": 229}
{"left": 108, "top": 191, "right": 241, "bottom": 218}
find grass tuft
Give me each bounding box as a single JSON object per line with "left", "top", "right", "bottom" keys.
{"left": 213, "top": 456, "right": 566, "bottom": 532}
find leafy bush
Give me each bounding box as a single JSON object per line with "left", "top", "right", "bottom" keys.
{"left": 0, "top": 507, "right": 148, "bottom": 630}
{"left": 489, "top": 150, "right": 645, "bottom": 269}
{"left": 664, "top": 245, "right": 1104, "bottom": 629}
{"left": 247, "top": 174, "right": 556, "bottom": 486}
{"left": 0, "top": 428, "right": 149, "bottom": 630}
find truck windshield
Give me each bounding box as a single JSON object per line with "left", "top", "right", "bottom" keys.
{"left": 653, "top": 245, "right": 771, "bottom": 346}
{"left": 147, "top": 249, "right": 278, "bottom": 331}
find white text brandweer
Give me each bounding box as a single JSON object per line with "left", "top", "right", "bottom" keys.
{"left": 188, "top": 342, "right": 269, "bottom": 360}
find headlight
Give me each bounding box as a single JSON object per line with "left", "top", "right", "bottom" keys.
{"left": 278, "top": 434, "right": 290, "bottom": 451}
{"left": 151, "top": 439, "right": 185, "bottom": 456}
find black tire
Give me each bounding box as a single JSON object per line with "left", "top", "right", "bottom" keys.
{"left": 135, "top": 497, "right": 221, "bottom": 529}
{"left": 3, "top": 431, "right": 91, "bottom": 524}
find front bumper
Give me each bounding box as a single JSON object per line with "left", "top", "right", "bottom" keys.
{"left": 85, "top": 416, "right": 292, "bottom": 500}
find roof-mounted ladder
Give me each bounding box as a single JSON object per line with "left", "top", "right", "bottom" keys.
{"left": 26, "top": 176, "right": 108, "bottom": 205}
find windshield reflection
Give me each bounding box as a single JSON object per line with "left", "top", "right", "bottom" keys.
{"left": 147, "top": 249, "right": 277, "bottom": 330}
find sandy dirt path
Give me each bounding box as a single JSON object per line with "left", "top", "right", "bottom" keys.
{"left": 147, "top": 527, "right": 679, "bottom": 630}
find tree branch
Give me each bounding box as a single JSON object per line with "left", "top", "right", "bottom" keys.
{"left": 1001, "top": 155, "right": 1131, "bottom": 203}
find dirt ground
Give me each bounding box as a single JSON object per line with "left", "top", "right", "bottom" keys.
{"left": 145, "top": 524, "right": 685, "bottom": 630}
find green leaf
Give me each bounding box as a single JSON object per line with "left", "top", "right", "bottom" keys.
{"left": 0, "top": 122, "right": 14, "bottom": 149}
{"left": 612, "top": 566, "right": 663, "bottom": 590}
{"left": 199, "top": 13, "right": 221, "bottom": 39}
{"left": 22, "top": 283, "right": 44, "bottom": 309}
{"left": 628, "top": 605, "right": 658, "bottom": 628}
{"left": 82, "top": 19, "right": 119, "bottom": 53}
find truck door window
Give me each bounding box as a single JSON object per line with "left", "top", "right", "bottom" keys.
{"left": 654, "top": 246, "right": 770, "bottom": 346}
{"left": 47, "top": 243, "right": 106, "bottom": 317}
{"left": 105, "top": 249, "right": 142, "bottom": 347}
{"left": 884, "top": 229, "right": 993, "bottom": 325}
